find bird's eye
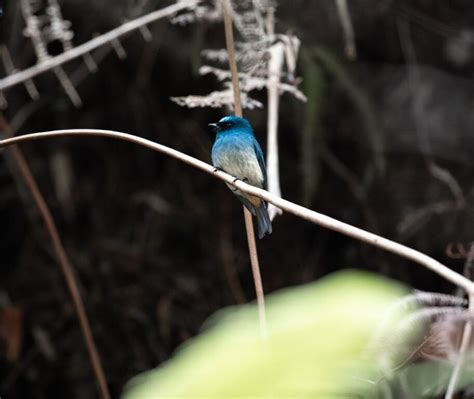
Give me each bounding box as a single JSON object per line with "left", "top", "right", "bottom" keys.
{"left": 225, "top": 122, "right": 232, "bottom": 128}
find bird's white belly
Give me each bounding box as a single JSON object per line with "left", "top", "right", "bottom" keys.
{"left": 217, "top": 149, "right": 264, "bottom": 187}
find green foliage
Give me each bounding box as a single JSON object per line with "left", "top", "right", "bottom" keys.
{"left": 122, "top": 270, "right": 408, "bottom": 399}
{"left": 391, "top": 357, "right": 474, "bottom": 398}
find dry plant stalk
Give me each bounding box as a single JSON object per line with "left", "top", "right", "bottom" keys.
{"left": 444, "top": 322, "right": 472, "bottom": 398}
{"left": 221, "top": 0, "right": 267, "bottom": 338}
{"left": 264, "top": 5, "right": 301, "bottom": 220}
{"left": 335, "top": 0, "right": 357, "bottom": 60}
{"left": 0, "top": 116, "right": 110, "bottom": 399}
{"left": 445, "top": 246, "right": 474, "bottom": 398}
{"left": 266, "top": 41, "right": 284, "bottom": 220}
{"left": 1, "top": 128, "right": 473, "bottom": 298}
{"left": 0, "top": 0, "right": 200, "bottom": 92}
{"left": 0, "top": 45, "right": 39, "bottom": 105}
{"left": 20, "top": 0, "right": 83, "bottom": 107}
{"left": 369, "top": 289, "right": 474, "bottom": 395}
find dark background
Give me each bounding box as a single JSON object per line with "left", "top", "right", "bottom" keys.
{"left": 1, "top": 0, "right": 474, "bottom": 397}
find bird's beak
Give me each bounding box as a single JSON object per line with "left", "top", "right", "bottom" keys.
{"left": 208, "top": 123, "right": 219, "bottom": 131}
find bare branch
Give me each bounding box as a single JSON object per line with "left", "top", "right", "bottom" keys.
{"left": 20, "top": 0, "right": 83, "bottom": 106}
{"left": 266, "top": 42, "right": 284, "bottom": 220}
{"left": 0, "top": 119, "right": 110, "bottom": 399}
{"left": 0, "top": 45, "right": 39, "bottom": 100}
{"left": 110, "top": 37, "right": 127, "bottom": 60}
{"left": 335, "top": 0, "right": 357, "bottom": 60}
{"left": 222, "top": 0, "right": 243, "bottom": 116}
{"left": 0, "top": 0, "right": 200, "bottom": 92}
{"left": 221, "top": 0, "right": 267, "bottom": 338}
{"left": 0, "top": 129, "right": 473, "bottom": 296}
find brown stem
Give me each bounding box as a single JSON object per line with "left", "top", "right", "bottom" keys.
{"left": 220, "top": 0, "right": 267, "bottom": 334}
{"left": 221, "top": 0, "right": 243, "bottom": 117}
{"left": 0, "top": 115, "right": 110, "bottom": 399}
{"left": 0, "top": 0, "right": 199, "bottom": 92}
{"left": 1, "top": 129, "right": 472, "bottom": 294}
{"left": 243, "top": 208, "right": 267, "bottom": 337}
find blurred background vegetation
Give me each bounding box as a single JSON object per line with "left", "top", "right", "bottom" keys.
{"left": 0, "top": 0, "right": 474, "bottom": 397}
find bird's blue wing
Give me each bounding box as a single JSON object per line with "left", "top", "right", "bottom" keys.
{"left": 253, "top": 139, "right": 267, "bottom": 190}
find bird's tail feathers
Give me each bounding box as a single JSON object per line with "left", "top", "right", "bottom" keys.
{"left": 237, "top": 195, "right": 256, "bottom": 216}
{"left": 255, "top": 202, "right": 272, "bottom": 239}
{"left": 236, "top": 194, "right": 272, "bottom": 239}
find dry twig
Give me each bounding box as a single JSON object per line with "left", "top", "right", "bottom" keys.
{"left": 0, "top": 0, "right": 200, "bottom": 92}
{"left": 0, "top": 128, "right": 473, "bottom": 298}
{"left": 0, "top": 117, "right": 110, "bottom": 399}
{"left": 221, "top": 0, "right": 267, "bottom": 338}
{"left": 335, "top": 0, "right": 357, "bottom": 59}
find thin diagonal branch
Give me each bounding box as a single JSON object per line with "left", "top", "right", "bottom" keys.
{"left": 221, "top": 0, "right": 267, "bottom": 338}
{"left": 0, "top": 128, "right": 473, "bottom": 297}
{"left": 0, "top": 0, "right": 200, "bottom": 92}
{"left": 0, "top": 118, "right": 110, "bottom": 399}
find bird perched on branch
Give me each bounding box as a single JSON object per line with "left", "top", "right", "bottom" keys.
{"left": 210, "top": 115, "right": 272, "bottom": 239}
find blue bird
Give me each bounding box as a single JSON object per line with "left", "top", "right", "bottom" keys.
{"left": 210, "top": 116, "right": 272, "bottom": 239}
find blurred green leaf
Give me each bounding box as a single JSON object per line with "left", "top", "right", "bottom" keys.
{"left": 123, "top": 270, "right": 408, "bottom": 399}
{"left": 393, "top": 356, "right": 474, "bottom": 398}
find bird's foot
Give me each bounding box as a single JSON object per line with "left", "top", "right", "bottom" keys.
{"left": 232, "top": 176, "right": 248, "bottom": 184}
{"left": 231, "top": 176, "right": 248, "bottom": 191}
{"left": 213, "top": 166, "right": 223, "bottom": 173}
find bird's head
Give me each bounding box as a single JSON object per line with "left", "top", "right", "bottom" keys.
{"left": 208, "top": 116, "right": 253, "bottom": 135}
